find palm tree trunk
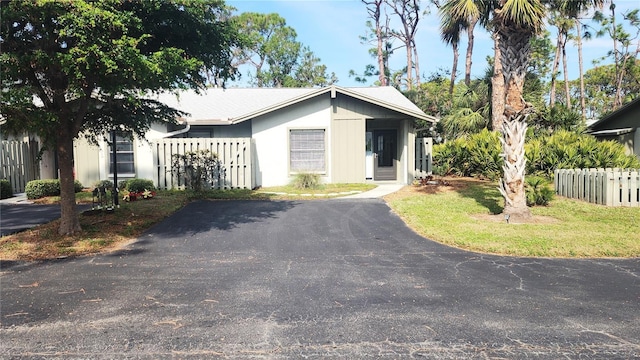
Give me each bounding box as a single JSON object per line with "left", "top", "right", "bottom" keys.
{"left": 576, "top": 21, "right": 586, "bottom": 120}
{"left": 561, "top": 33, "right": 571, "bottom": 109}
{"left": 549, "top": 31, "right": 562, "bottom": 108}
{"left": 491, "top": 33, "right": 505, "bottom": 131}
{"left": 464, "top": 18, "right": 477, "bottom": 86}
{"left": 450, "top": 41, "right": 459, "bottom": 96}
{"left": 497, "top": 26, "right": 533, "bottom": 221}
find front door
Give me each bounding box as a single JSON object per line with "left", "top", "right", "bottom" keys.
{"left": 373, "top": 130, "right": 397, "bottom": 181}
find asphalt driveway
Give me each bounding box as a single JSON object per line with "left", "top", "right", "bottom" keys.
{"left": 1, "top": 199, "right": 639, "bottom": 358}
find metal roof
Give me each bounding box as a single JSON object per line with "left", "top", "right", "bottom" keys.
{"left": 149, "top": 85, "right": 436, "bottom": 125}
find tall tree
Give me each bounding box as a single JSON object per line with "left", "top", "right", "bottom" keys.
{"left": 438, "top": 8, "right": 464, "bottom": 95}
{"left": 548, "top": 11, "right": 573, "bottom": 108}
{"left": 232, "top": 12, "right": 301, "bottom": 87}
{"left": 1, "top": 0, "right": 237, "bottom": 235}
{"left": 491, "top": 0, "right": 546, "bottom": 220}
{"left": 288, "top": 47, "right": 338, "bottom": 87}
{"left": 363, "top": 0, "right": 389, "bottom": 85}
{"left": 436, "top": 0, "right": 482, "bottom": 86}
{"left": 575, "top": 20, "right": 588, "bottom": 120}
{"left": 594, "top": 4, "right": 640, "bottom": 109}
{"left": 387, "top": 0, "right": 421, "bottom": 89}
{"left": 492, "top": 0, "right": 602, "bottom": 220}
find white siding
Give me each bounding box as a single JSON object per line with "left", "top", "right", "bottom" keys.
{"left": 251, "top": 96, "right": 331, "bottom": 187}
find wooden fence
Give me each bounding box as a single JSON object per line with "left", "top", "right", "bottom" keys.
{"left": 153, "top": 138, "right": 254, "bottom": 190}
{"left": 555, "top": 168, "right": 640, "bottom": 207}
{"left": 1, "top": 139, "right": 40, "bottom": 194}
{"left": 415, "top": 137, "right": 433, "bottom": 179}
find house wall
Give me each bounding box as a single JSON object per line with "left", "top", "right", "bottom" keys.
{"left": 214, "top": 121, "right": 251, "bottom": 138}
{"left": 251, "top": 95, "right": 331, "bottom": 187}
{"left": 74, "top": 122, "right": 170, "bottom": 188}
{"left": 332, "top": 94, "right": 413, "bottom": 184}
{"left": 331, "top": 118, "right": 366, "bottom": 183}
{"left": 73, "top": 138, "right": 100, "bottom": 187}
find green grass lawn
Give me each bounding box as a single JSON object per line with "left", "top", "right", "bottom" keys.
{"left": 387, "top": 179, "right": 640, "bottom": 258}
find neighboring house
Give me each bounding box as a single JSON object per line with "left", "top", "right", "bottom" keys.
{"left": 588, "top": 98, "right": 640, "bottom": 159}
{"left": 73, "top": 85, "right": 436, "bottom": 189}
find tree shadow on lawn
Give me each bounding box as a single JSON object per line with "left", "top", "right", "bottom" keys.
{"left": 454, "top": 180, "right": 504, "bottom": 215}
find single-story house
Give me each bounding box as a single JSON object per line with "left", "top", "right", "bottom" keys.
{"left": 73, "top": 85, "right": 436, "bottom": 189}
{"left": 588, "top": 98, "right": 640, "bottom": 159}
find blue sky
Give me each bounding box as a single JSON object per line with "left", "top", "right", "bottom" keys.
{"left": 226, "top": 0, "right": 640, "bottom": 87}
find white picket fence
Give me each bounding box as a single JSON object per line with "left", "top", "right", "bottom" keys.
{"left": 554, "top": 168, "right": 640, "bottom": 207}
{"left": 1, "top": 139, "right": 40, "bottom": 193}
{"left": 415, "top": 137, "right": 433, "bottom": 179}
{"left": 153, "top": 138, "right": 254, "bottom": 190}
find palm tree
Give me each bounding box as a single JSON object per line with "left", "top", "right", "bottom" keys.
{"left": 437, "top": 0, "right": 483, "bottom": 87}
{"left": 493, "top": 0, "right": 603, "bottom": 220}
{"left": 438, "top": 0, "right": 603, "bottom": 221}
{"left": 439, "top": 11, "right": 464, "bottom": 95}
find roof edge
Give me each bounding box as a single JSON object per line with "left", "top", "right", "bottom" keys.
{"left": 230, "top": 85, "right": 436, "bottom": 124}
{"left": 589, "top": 97, "right": 640, "bottom": 130}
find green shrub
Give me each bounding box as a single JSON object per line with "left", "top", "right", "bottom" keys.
{"left": 526, "top": 130, "right": 640, "bottom": 177}
{"left": 25, "top": 179, "right": 83, "bottom": 199}
{"left": 171, "top": 150, "right": 225, "bottom": 191}
{"left": 434, "top": 128, "right": 640, "bottom": 182}
{"left": 1, "top": 179, "right": 12, "bottom": 199}
{"left": 291, "top": 172, "right": 320, "bottom": 189}
{"left": 119, "top": 178, "right": 155, "bottom": 193}
{"left": 433, "top": 129, "right": 502, "bottom": 180}
{"left": 525, "top": 176, "right": 554, "bottom": 206}
{"left": 93, "top": 179, "right": 114, "bottom": 189}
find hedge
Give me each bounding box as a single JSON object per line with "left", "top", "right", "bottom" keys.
{"left": 1, "top": 179, "right": 12, "bottom": 199}
{"left": 118, "top": 178, "right": 155, "bottom": 193}
{"left": 25, "top": 179, "right": 84, "bottom": 199}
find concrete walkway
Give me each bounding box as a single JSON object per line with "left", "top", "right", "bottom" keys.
{"left": 338, "top": 183, "right": 405, "bottom": 199}
{"left": 0, "top": 193, "right": 30, "bottom": 205}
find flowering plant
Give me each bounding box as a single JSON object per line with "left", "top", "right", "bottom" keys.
{"left": 123, "top": 189, "right": 156, "bottom": 201}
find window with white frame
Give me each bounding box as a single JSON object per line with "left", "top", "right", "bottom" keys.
{"left": 109, "top": 135, "right": 135, "bottom": 175}
{"left": 290, "top": 129, "right": 325, "bottom": 172}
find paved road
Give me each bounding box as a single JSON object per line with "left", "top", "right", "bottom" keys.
{"left": 1, "top": 202, "right": 92, "bottom": 236}
{"left": 1, "top": 199, "right": 638, "bottom": 358}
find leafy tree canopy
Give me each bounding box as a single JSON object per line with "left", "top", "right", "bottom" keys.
{"left": 0, "top": 0, "right": 238, "bottom": 235}
{"left": 231, "top": 12, "right": 336, "bottom": 87}
{"left": 1, "top": 0, "right": 237, "bottom": 143}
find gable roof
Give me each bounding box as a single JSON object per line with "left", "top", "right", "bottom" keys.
{"left": 150, "top": 85, "right": 436, "bottom": 125}
{"left": 589, "top": 97, "right": 640, "bottom": 133}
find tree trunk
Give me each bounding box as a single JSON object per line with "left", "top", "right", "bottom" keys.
{"left": 464, "top": 18, "right": 477, "bottom": 86}
{"left": 491, "top": 33, "right": 505, "bottom": 131}
{"left": 497, "top": 27, "right": 532, "bottom": 221}
{"left": 561, "top": 34, "right": 571, "bottom": 109}
{"left": 56, "top": 128, "right": 81, "bottom": 235}
{"left": 405, "top": 40, "right": 413, "bottom": 90}
{"left": 377, "top": 23, "right": 387, "bottom": 86}
{"left": 450, "top": 41, "right": 459, "bottom": 96}
{"left": 413, "top": 40, "right": 421, "bottom": 87}
{"left": 549, "top": 31, "right": 562, "bottom": 108}
{"left": 576, "top": 22, "right": 586, "bottom": 121}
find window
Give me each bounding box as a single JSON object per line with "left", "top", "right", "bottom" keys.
{"left": 109, "top": 135, "right": 135, "bottom": 175}
{"left": 290, "top": 129, "right": 325, "bottom": 172}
